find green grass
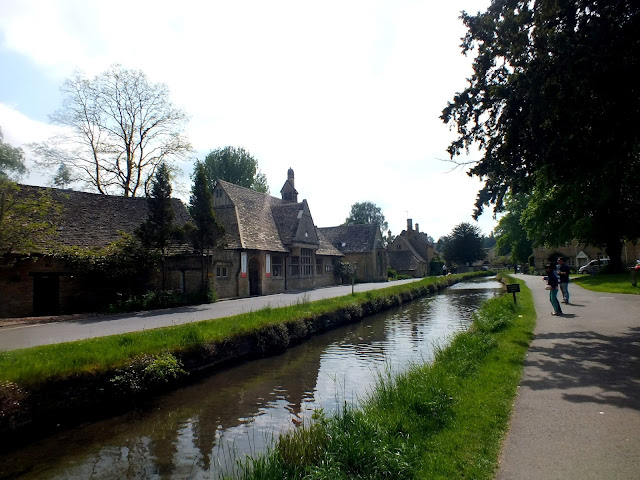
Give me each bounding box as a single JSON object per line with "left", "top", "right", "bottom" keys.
{"left": 232, "top": 273, "right": 535, "bottom": 480}
{"left": 0, "top": 273, "right": 486, "bottom": 388}
{"left": 572, "top": 272, "right": 640, "bottom": 295}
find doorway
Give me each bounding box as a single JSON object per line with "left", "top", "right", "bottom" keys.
{"left": 33, "top": 275, "right": 60, "bottom": 316}
{"left": 249, "top": 258, "right": 261, "bottom": 296}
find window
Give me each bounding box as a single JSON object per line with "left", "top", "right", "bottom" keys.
{"left": 316, "top": 257, "right": 323, "bottom": 275}
{"left": 216, "top": 266, "right": 228, "bottom": 278}
{"left": 301, "top": 248, "right": 313, "bottom": 276}
{"left": 272, "top": 256, "right": 283, "bottom": 277}
{"left": 325, "top": 264, "right": 332, "bottom": 273}
{"left": 290, "top": 256, "right": 300, "bottom": 276}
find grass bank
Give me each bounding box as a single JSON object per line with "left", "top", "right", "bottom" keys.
{"left": 231, "top": 273, "right": 535, "bottom": 480}
{"left": 572, "top": 272, "right": 640, "bottom": 295}
{"left": 0, "top": 272, "right": 486, "bottom": 442}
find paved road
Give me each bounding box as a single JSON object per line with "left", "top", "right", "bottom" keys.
{"left": 496, "top": 275, "right": 640, "bottom": 480}
{"left": 0, "top": 279, "right": 423, "bottom": 351}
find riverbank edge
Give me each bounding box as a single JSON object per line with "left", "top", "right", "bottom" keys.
{"left": 232, "top": 273, "right": 535, "bottom": 479}
{"left": 0, "top": 272, "right": 489, "bottom": 450}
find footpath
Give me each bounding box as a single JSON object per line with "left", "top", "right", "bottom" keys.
{"left": 496, "top": 275, "right": 640, "bottom": 480}
{"left": 0, "top": 278, "right": 422, "bottom": 351}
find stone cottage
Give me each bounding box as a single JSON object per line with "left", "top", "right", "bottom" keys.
{"left": 388, "top": 219, "right": 435, "bottom": 277}
{"left": 0, "top": 185, "right": 198, "bottom": 318}
{"left": 211, "top": 169, "right": 343, "bottom": 298}
{"left": 317, "top": 224, "right": 389, "bottom": 282}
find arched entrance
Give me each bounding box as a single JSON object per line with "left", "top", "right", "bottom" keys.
{"left": 248, "top": 258, "right": 262, "bottom": 296}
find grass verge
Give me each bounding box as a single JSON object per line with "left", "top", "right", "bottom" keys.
{"left": 231, "top": 273, "right": 535, "bottom": 480}
{"left": 572, "top": 272, "right": 640, "bottom": 295}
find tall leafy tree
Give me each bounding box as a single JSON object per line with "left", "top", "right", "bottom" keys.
{"left": 189, "top": 162, "right": 223, "bottom": 254}
{"left": 343, "top": 201, "right": 388, "bottom": 232}
{"left": 202, "top": 146, "right": 269, "bottom": 193}
{"left": 189, "top": 162, "right": 224, "bottom": 292}
{"left": 495, "top": 194, "right": 533, "bottom": 266}
{"left": 30, "top": 65, "right": 192, "bottom": 197}
{"left": 442, "top": 0, "right": 640, "bottom": 271}
{"left": 0, "top": 127, "right": 26, "bottom": 180}
{"left": 137, "top": 163, "right": 181, "bottom": 289}
{"left": 442, "top": 222, "right": 485, "bottom": 266}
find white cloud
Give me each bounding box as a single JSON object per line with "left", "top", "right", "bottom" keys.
{"left": 0, "top": 0, "right": 496, "bottom": 238}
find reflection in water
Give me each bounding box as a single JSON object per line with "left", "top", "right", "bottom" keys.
{"left": 0, "top": 277, "right": 502, "bottom": 479}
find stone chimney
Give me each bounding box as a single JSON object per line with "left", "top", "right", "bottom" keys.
{"left": 415, "top": 223, "right": 419, "bottom": 233}
{"left": 280, "top": 167, "right": 298, "bottom": 203}
{"left": 407, "top": 218, "right": 413, "bottom": 231}
{"left": 287, "top": 167, "right": 294, "bottom": 187}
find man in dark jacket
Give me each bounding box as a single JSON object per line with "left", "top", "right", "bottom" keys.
{"left": 544, "top": 263, "right": 563, "bottom": 316}
{"left": 557, "top": 257, "right": 571, "bottom": 304}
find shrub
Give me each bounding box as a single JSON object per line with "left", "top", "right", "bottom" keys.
{"left": 109, "top": 353, "right": 187, "bottom": 394}
{"left": 387, "top": 267, "right": 398, "bottom": 280}
{"left": 0, "top": 381, "right": 26, "bottom": 430}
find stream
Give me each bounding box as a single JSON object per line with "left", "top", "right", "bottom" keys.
{"left": 0, "top": 277, "right": 503, "bottom": 480}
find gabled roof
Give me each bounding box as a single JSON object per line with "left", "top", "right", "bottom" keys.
{"left": 317, "top": 224, "right": 382, "bottom": 254}
{"left": 215, "top": 180, "right": 288, "bottom": 253}
{"left": 316, "top": 230, "right": 344, "bottom": 257}
{"left": 388, "top": 235, "right": 427, "bottom": 272}
{"left": 271, "top": 201, "right": 305, "bottom": 245}
{"left": 11, "top": 184, "right": 191, "bottom": 252}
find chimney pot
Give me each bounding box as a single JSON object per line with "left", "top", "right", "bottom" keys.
{"left": 407, "top": 218, "right": 413, "bottom": 231}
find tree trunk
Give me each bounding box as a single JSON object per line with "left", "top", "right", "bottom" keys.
{"left": 605, "top": 238, "right": 624, "bottom": 273}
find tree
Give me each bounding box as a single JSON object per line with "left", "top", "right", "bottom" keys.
{"left": 343, "top": 201, "right": 388, "bottom": 232}
{"left": 495, "top": 194, "right": 533, "bottom": 266}
{"left": 0, "top": 127, "right": 26, "bottom": 180}
{"left": 202, "top": 146, "right": 269, "bottom": 193}
{"left": 30, "top": 65, "right": 192, "bottom": 197}
{"left": 442, "top": 222, "right": 485, "bottom": 266}
{"left": 441, "top": 1, "right": 640, "bottom": 272}
{"left": 137, "top": 163, "right": 182, "bottom": 289}
{"left": 189, "top": 162, "right": 224, "bottom": 292}
{"left": 51, "top": 163, "right": 74, "bottom": 188}
{"left": 0, "top": 181, "right": 60, "bottom": 259}
{"left": 189, "top": 162, "right": 223, "bottom": 254}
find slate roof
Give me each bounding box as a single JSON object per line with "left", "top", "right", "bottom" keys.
{"left": 215, "top": 180, "right": 288, "bottom": 253}
{"left": 317, "top": 224, "right": 382, "bottom": 254}
{"left": 388, "top": 235, "right": 427, "bottom": 272}
{"left": 316, "top": 231, "right": 344, "bottom": 257}
{"left": 11, "top": 184, "right": 191, "bottom": 252}
{"left": 271, "top": 201, "right": 305, "bottom": 246}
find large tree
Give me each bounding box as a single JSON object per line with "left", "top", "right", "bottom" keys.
{"left": 202, "top": 146, "right": 269, "bottom": 193}
{"left": 30, "top": 65, "right": 192, "bottom": 197}
{"left": 494, "top": 194, "right": 533, "bottom": 266}
{"left": 189, "top": 162, "right": 224, "bottom": 254}
{"left": 343, "top": 201, "right": 388, "bottom": 232}
{"left": 137, "top": 163, "right": 182, "bottom": 289}
{"left": 441, "top": 0, "right": 640, "bottom": 271}
{"left": 442, "top": 222, "right": 485, "bottom": 266}
{"left": 0, "top": 127, "right": 26, "bottom": 180}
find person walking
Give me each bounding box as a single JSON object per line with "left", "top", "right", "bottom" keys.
{"left": 557, "top": 256, "right": 570, "bottom": 304}
{"left": 544, "top": 263, "right": 563, "bottom": 315}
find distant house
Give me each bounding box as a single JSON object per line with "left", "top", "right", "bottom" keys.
{"left": 0, "top": 185, "right": 197, "bottom": 318}
{"left": 212, "top": 169, "right": 343, "bottom": 298}
{"left": 317, "top": 224, "right": 388, "bottom": 282}
{"left": 533, "top": 240, "right": 640, "bottom": 271}
{"left": 388, "top": 219, "right": 434, "bottom": 277}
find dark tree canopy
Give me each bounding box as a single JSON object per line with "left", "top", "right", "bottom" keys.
{"left": 495, "top": 194, "right": 533, "bottom": 265}
{"left": 137, "top": 163, "right": 180, "bottom": 256}
{"left": 343, "top": 201, "right": 388, "bottom": 232}
{"left": 189, "top": 162, "right": 223, "bottom": 254}
{"left": 442, "top": 222, "right": 485, "bottom": 265}
{"left": 202, "top": 146, "right": 269, "bottom": 194}
{"left": 31, "top": 65, "right": 191, "bottom": 197}
{"left": 442, "top": 0, "right": 640, "bottom": 270}
{"left": 0, "top": 127, "right": 26, "bottom": 180}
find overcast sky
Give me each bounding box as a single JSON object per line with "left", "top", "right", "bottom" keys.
{"left": 0, "top": 0, "right": 496, "bottom": 240}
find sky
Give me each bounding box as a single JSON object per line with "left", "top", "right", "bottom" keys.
{"left": 0, "top": 0, "right": 496, "bottom": 240}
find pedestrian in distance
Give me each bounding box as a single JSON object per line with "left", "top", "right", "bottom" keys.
{"left": 557, "top": 256, "right": 570, "bottom": 304}
{"left": 442, "top": 264, "right": 447, "bottom": 276}
{"left": 543, "top": 263, "right": 563, "bottom": 316}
